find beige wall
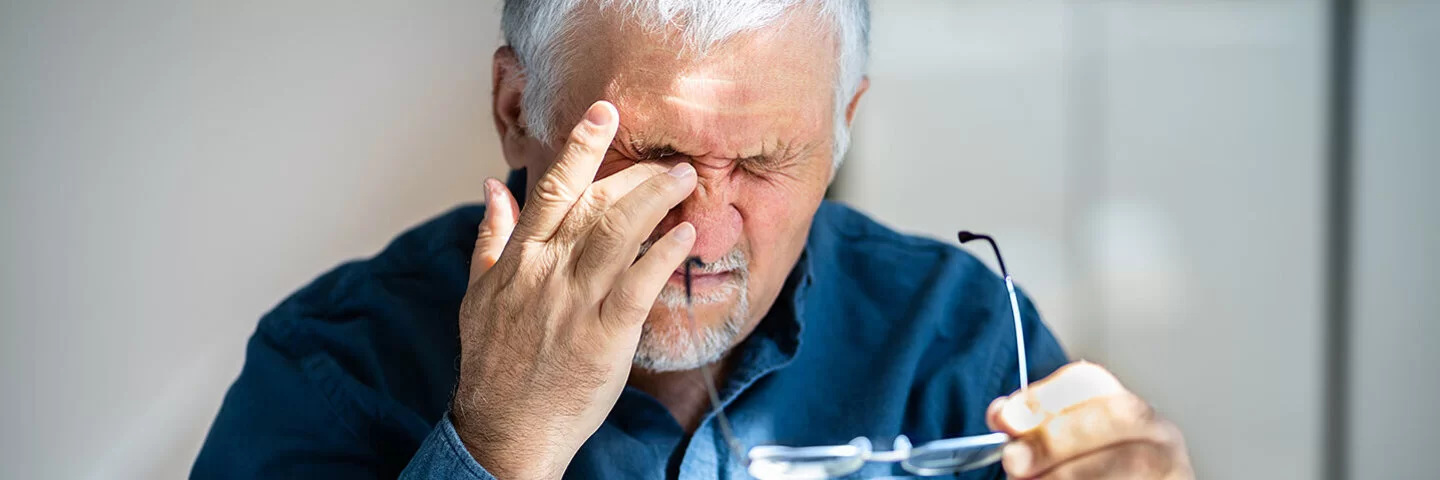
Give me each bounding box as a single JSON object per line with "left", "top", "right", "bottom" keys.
{"left": 0, "top": 1, "right": 508, "bottom": 478}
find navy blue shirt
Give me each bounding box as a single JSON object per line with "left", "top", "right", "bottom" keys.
{"left": 194, "top": 173, "right": 1068, "bottom": 479}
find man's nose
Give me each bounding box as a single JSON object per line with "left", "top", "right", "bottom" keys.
{"left": 653, "top": 164, "right": 740, "bottom": 262}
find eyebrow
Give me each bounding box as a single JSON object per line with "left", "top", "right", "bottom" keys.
{"left": 630, "top": 141, "right": 784, "bottom": 166}
{"left": 630, "top": 142, "right": 681, "bottom": 160}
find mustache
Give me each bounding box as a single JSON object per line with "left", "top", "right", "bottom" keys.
{"left": 635, "top": 237, "right": 749, "bottom": 274}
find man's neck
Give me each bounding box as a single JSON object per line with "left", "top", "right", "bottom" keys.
{"left": 627, "top": 353, "right": 739, "bottom": 434}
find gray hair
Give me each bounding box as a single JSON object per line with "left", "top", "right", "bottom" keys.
{"left": 501, "top": 0, "right": 870, "bottom": 169}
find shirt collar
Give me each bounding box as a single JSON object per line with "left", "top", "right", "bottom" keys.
{"left": 506, "top": 168, "right": 528, "bottom": 200}
{"left": 716, "top": 246, "right": 811, "bottom": 403}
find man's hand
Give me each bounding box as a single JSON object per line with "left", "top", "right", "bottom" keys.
{"left": 450, "top": 101, "right": 698, "bottom": 480}
{"left": 988, "top": 362, "right": 1194, "bottom": 479}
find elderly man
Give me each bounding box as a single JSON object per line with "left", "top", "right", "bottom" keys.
{"left": 195, "top": 1, "right": 1191, "bottom": 478}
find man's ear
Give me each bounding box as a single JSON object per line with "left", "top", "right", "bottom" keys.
{"left": 844, "top": 76, "right": 870, "bottom": 127}
{"left": 493, "top": 46, "right": 529, "bottom": 170}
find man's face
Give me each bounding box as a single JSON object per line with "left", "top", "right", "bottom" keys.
{"left": 499, "top": 7, "right": 849, "bottom": 371}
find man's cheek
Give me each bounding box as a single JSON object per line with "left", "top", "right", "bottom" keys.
{"left": 743, "top": 192, "right": 815, "bottom": 236}
{"left": 738, "top": 205, "right": 806, "bottom": 263}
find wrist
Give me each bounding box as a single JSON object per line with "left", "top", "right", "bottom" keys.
{"left": 449, "top": 406, "right": 562, "bottom": 480}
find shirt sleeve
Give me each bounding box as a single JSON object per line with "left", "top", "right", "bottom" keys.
{"left": 399, "top": 415, "right": 497, "bottom": 480}
{"left": 193, "top": 316, "right": 494, "bottom": 479}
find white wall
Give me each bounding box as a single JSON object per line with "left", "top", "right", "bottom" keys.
{"left": 0, "top": 2, "right": 507, "bottom": 478}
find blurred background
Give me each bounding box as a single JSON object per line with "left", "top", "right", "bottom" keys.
{"left": 1, "top": 0, "right": 1434, "bottom": 478}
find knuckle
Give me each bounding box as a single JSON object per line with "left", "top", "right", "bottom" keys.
{"left": 532, "top": 175, "right": 570, "bottom": 204}
{"left": 605, "top": 288, "right": 647, "bottom": 321}
{"left": 564, "top": 129, "right": 604, "bottom": 160}
{"left": 597, "top": 207, "right": 635, "bottom": 241}
{"left": 566, "top": 122, "right": 594, "bottom": 148}
{"left": 608, "top": 287, "right": 640, "bottom": 311}
{"left": 1110, "top": 392, "right": 1154, "bottom": 423}
{"left": 584, "top": 184, "right": 617, "bottom": 209}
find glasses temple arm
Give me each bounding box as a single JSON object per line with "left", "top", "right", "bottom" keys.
{"left": 957, "top": 232, "right": 1029, "bottom": 392}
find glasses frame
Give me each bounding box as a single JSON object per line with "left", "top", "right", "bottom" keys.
{"left": 682, "top": 231, "right": 1029, "bottom": 479}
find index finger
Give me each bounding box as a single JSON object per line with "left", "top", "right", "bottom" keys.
{"left": 992, "top": 361, "right": 1127, "bottom": 434}
{"left": 510, "top": 101, "right": 619, "bottom": 243}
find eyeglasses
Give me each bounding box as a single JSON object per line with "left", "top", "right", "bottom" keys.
{"left": 681, "top": 231, "right": 1030, "bottom": 479}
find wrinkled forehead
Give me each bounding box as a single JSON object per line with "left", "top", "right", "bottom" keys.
{"left": 553, "top": 4, "right": 839, "bottom": 158}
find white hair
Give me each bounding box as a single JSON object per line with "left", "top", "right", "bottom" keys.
{"left": 502, "top": 0, "right": 870, "bottom": 170}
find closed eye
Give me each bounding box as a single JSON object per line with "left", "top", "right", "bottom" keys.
{"left": 632, "top": 142, "right": 680, "bottom": 161}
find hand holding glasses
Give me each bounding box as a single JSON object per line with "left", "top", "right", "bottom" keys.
{"left": 682, "top": 231, "right": 1029, "bottom": 479}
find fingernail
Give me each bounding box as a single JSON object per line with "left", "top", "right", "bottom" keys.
{"left": 987, "top": 396, "right": 1008, "bottom": 418}
{"left": 584, "top": 101, "right": 613, "bottom": 127}
{"left": 674, "top": 222, "right": 695, "bottom": 241}
{"left": 481, "top": 179, "right": 495, "bottom": 219}
{"left": 668, "top": 163, "right": 695, "bottom": 178}
{"left": 989, "top": 396, "right": 1008, "bottom": 412}
{"left": 1001, "top": 397, "right": 1044, "bottom": 432}
{"left": 1002, "top": 441, "right": 1033, "bottom": 475}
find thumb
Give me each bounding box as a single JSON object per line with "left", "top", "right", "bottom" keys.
{"left": 470, "top": 178, "right": 520, "bottom": 284}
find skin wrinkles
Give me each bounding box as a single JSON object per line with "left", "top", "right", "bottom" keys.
{"left": 496, "top": 1, "right": 852, "bottom": 431}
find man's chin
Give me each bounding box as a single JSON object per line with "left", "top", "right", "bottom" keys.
{"left": 631, "top": 327, "right": 724, "bottom": 372}
{"left": 633, "top": 291, "right": 749, "bottom": 372}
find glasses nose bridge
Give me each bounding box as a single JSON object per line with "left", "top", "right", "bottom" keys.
{"left": 866, "top": 435, "right": 912, "bottom": 463}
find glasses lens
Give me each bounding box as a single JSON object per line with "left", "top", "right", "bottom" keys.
{"left": 747, "top": 438, "right": 870, "bottom": 480}
{"left": 901, "top": 432, "right": 1008, "bottom": 476}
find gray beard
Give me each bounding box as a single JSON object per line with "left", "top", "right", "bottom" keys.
{"left": 631, "top": 247, "right": 750, "bottom": 372}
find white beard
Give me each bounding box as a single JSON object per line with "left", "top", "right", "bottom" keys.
{"left": 631, "top": 248, "right": 750, "bottom": 372}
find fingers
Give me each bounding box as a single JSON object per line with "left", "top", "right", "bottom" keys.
{"left": 554, "top": 161, "right": 672, "bottom": 241}
{"left": 582, "top": 161, "right": 673, "bottom": 212}
{"left": 1000, "top": 392, "right": 1167, "bottom": 478}
{"left": 511, "top": 101, "right": 619, "bottom": 243}
{"left": 1016, "top": 441, "right": 1182, "bottom": 480}
{"left": 992, "top": 361, "right": 1127, "bottom": 434}
{"left": 985, "top": 396, "right": 1007, "bottom": 431}
{"left": 988, "top": 361, "right": 1189, "bottom": 479}
{"left": 575, "top": 163, "right": 697, "bottom": 280}
{"left": 601, "top": 222, "right": 696, "bottom": 328}
{"left": 471, "top": 178, "right": 522, "bottom": 284}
